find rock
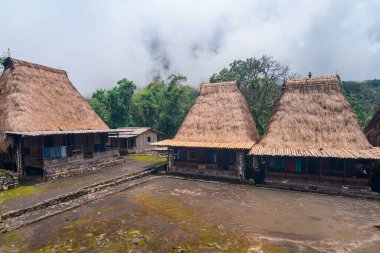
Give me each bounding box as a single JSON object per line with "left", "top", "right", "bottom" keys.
{"left": 132, "top": 237, "right": 141, "bottom": 245}
{"left": 172, "top": 246, "right": 185, "bottom": 253}
{"left": 2, "top": 185, "right": 8, "bottom": 191}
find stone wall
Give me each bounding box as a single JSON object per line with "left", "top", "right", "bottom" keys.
{"left": 44, "top": 156, "right": 124, "bottom": 181}
{"left": 0, "top": 170, "right": 19, "bottom": 191}
{"left": 174, "top": 167, "right": 239, "bottom": 179}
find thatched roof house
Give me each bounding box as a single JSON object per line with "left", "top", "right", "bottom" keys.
{"left": 0, "top": 58, "right": 121, "bottom": 180}
{"left": 154, "top": 81, "right": 259, "bottom": 149}
{"left": 250, "top": 75, "right": 379, "bottom": 159}
{"left": 365, "top": 108, "right": 380, "bottom": 147}
{"left": 0, "top": 58, "right": 109, "bottom": 152}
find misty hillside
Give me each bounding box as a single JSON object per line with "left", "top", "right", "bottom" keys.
{"left": 342, "top": 79, "right": 380, "bottom": 128}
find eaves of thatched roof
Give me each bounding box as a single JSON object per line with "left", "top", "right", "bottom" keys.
{"left": 153, "top": 81, "right": 259, "bottom": 149}
{"left": 250, "top": 75, "right": 380, "bottom": 159}
{"left": 365, "top": 108, "right": 380, "bottom": 147}
{"left": 0, "top": 58, "right": 109, "bottom": 152}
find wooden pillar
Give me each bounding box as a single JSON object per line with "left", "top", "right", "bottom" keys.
{"left": 81, "top": 134, "right": 84, "bottom": 154}
{"left": 343, "top": 159, "right": 346, "bottom": 186}
{"left": 168, "top": 147, "right": 173, "bottom": 171}
{"left": 318, "top": 158, "right": 322, "bottom": 184}
{"left": 15, "top": 137, "right": 23, "bottom": 176}
{"left": 40, "top": 136, "right": 45, "bottom": 166}
{"left": 117, "top": 132, "right": 120, "bottom": 151}
{"left": 369, "top": 162, "right": 373, "bottom": 188}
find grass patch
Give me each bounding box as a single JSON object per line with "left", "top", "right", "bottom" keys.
{"left": 126, "top": 155, "right": 167, "bottom": 164}
{"left": 0, "top": 186, "right": 38, "bottom": 202}
{"left": 135, "top": 194, "right": 251, "bottom": 252}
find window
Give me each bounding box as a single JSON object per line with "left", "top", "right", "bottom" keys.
{"left": 188, "top": 151, "right": 196, "bottom": 161}
{"left": 206, "top": 150, "right": 217, "bottom": 164}
{"left": 147, "top": 137, "right": 151, "bottom": 142}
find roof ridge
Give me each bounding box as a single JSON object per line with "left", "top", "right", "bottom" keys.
{"left": 5, "top": 57, "right": 67, "bottom": 75}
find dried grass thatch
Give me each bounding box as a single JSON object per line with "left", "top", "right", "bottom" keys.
{"left": 250, "top": 75, "right": 380, "bottom": 159}
{"left": 154, "top": 81, "right": 259, "bottom": 149}
{"left": 365, "top": 108, "right": 380, "bottom": 147}
{"left": 0, "top": 58, "right": 108, "bottom": 152}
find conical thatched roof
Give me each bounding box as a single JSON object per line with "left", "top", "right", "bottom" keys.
{"left": 0, "top": 58, "right": 109, "bottom": 151}
{"left": 250, "top": 75, "right": 380, "bottom": 159}
{"left": 154, "top": 81, "right": 259, "bottom": 149}
{"left": 365, "top": 108, "right": 380, "bottom": 147}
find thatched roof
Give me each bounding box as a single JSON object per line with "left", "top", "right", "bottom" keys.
{"left": 250, "top": 75, "right": 380, "bottom": 159}
{"left": 365, "top": 107, "right": 380, "bottom": 147}
{"left": 153, "top": 81, "right": 259, "bottom": 149}
{"left": 0, "top": 58, "right": 108, "bottom": 151}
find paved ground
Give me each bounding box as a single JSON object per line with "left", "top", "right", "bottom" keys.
{"left": 0, "top": 159, "right": 157, "bottom": 214}
{"left": 1, "top": 177, "right": 380, "bottom": 252}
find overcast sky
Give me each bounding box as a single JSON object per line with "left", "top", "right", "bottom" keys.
{"left": 1, "top": 0, "right": 380, "bottom": 96}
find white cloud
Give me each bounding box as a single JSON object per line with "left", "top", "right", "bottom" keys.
{"left": 1, "top": 0, "right": 380, "bottom": 96}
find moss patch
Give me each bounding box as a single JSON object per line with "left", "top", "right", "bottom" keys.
{"left": 0, "top": 186, "right": 38, "bottom": 202}
{"left": 126, "top": 155, "right": 167, "bottom": 163}
{"left": 135, "top": 194, "right": 252, "bottom": 252}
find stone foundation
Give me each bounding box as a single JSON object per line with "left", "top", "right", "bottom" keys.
{"left": 0, "top": 170, "right": 19, "bottom": 191}
{"left": 44, "top": 156, "right": 125, "bottom": 181}
{"left": 172, "top": 167, "right": 239, "bottom": 179}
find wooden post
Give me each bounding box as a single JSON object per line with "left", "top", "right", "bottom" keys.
{"left": 117, "top": 132, "right": 120, "bottom": 151}
{"left": 81, "top": 134, "right": 85, "bottom": 158}
{"left": 318, "top": 158, "right": 322, "bottom": 185}
{"left": 15, "top": 137, "right": 23, "bottom": 176}
{"left": 40, "top": 136, "right": 44, "bottom": 166}
{"left": 369, "top": 162, "right": 373, "bottom": 188}
{"left": 343, "top": 159, "right": 346, "bottom": 186}
{"left": 305, "top": 157, "right": 309, "bottom": 182}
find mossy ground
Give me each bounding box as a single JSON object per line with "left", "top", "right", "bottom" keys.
{"left": 126, "top": 154, "right": 167, "bottom": 163}
{"left": 2, "top": 177, "right": 372, "bottom": 252}
{"left": 0, "top": 185, "right": 38, "bottom": 202}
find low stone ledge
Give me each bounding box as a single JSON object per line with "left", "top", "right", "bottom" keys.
{"left": 166, "top": 171, "right": 380, "bottom": 201}
{"left": 0, "top": 166, "right": 159, "bottom": 222}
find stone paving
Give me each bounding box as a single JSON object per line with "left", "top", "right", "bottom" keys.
{"left": 0, "top": 159, "right": 158, "bottom": 215}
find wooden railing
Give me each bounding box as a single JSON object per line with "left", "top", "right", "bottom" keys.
{"left": 24, "top": 157, "right": 43, "bottom": 167}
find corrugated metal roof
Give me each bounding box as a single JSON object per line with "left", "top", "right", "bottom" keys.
{"left": 249, "top": 146, "right": 380, "bottom": 159}
{"left": 6, "top": 129, "right": 121, "bottom": 137}
{"left": 117, "top": 127, "right": 163, "bottom": 135}
{"left": 151, "top": 140, "right": 255, "bottom": 149}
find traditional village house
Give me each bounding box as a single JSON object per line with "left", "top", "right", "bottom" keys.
{"left": 153, "top": 81, "right": 260, "bottom": 179}
{"left": 0, "top": 58, "right": 122, "bottom": 180}
{"left": 364, "top": 107, "right": 380, "bottom": 191}
{"left": 250, "top": 75, "right": 380, "bottom": 189}
{"left": 110, "top": 127, "right": 162, "bottom": 154}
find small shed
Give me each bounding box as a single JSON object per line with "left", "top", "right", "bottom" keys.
{"left": 110, "top": 127, "right": 162, "bottom": 154}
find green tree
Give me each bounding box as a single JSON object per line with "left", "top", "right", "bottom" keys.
{"left": 342, "top": 80, "right": 380, "bottom": 128}
{"left": 89, "top": 79, "right": 136, "bottom": 128}
{"left": 210, "top": 55, "right": 295, "bottom": 135}
{"left": 0, "top": 56, "right": 6, "bottom": 74}
{"left": 130, "top": 74, "right": 197, "bottom": 138}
